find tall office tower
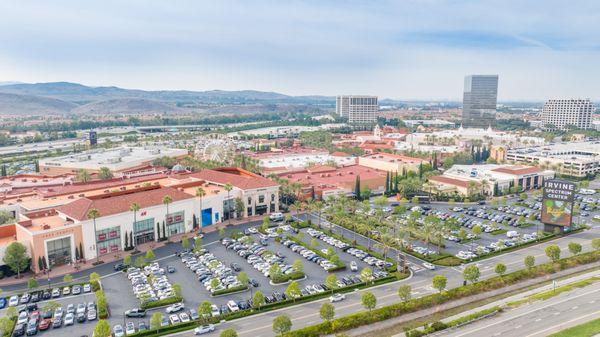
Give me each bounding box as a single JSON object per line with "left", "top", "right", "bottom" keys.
{"left": 541, "top": 99, "right": 594, "bottom": 131}
{"left": 335, "top": 95, "right": 378, "bottom": 124}
{"left": 462, "top": 75, "right": 499, "bottom": 128}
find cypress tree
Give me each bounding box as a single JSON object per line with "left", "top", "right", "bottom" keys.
{"left": 156, "top": 222, "right": 161, "bottom": 240}
{"left": 79, "top": 242, "right": 83, "bottom": 259}
{"left": 129, "top": 231, "right": 134, "bottom": 247}
{"left": 385, "top": 172, "right": 390, "bottom": 195}
{"left": 38, "top": 257, "right": 43, "bottom": 271}
{"left": 42, "top": 257, "right": 47, "bottom": 270}
{"left": 162, "top": 222, "right": 167, "bottom": 239}
{"left": 35, "top": 160, "right": 39, "bottom": 173}
{"left": 419, "top": 162, "right": 423, "bottom": 179}
{"left": 355, "top": 176, "right": 361, "bottom": 200}
{"left": 1, "top": 165, "right": 6, "bottom": 177}
{"left": 75, "top": 246, "right": 80, "bottom": 260}
{"left": 124, "top": 232, "right": 129, "bottom": 249}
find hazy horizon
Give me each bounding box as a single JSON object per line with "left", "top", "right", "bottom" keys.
{"left": 1, "top": 1, "right": 599, "bottom": 101}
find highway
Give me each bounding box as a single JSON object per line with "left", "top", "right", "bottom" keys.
{"left": 443, "top": 278, "right": 600, "bottom": 337}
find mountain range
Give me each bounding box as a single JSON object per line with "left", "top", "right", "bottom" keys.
{"left": 0, "top": 82, "right": 335, "bottom": 115}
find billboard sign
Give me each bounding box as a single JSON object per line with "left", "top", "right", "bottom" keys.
{"left": 541, "top": 179, "right": 576, "bottom": 227}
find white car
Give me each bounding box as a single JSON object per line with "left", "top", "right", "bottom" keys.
{"left": 169, "top": 314, "right": 181, "bottom": 325}
{"left": 126, "top": 322, "right": 136, "bottom": 335}
{"left": 8, "top": 295, "right": 19, "bottom": 307}
{"left": 422, "top": 262, "right": 436, "bottom": 270}
{"left": 64, "top": 313, "right": 75, "bottom": 326}
{"left": 194, "top": 325, "right": 215, "bottom": 335}
{"left": 350, "top": 261, "right": 358, "bottom": 272}
{"left": 179, "top": 312, "right": 190, "bottom": 323}
{"left": 210, "top": 304, "right": 220, "bottom": 317}
{"left": 329, "top": 293, "right": 346, "bottom": 303}
{"left": 113, "top": 324, "right": 125, "bottom": 337}
{"left": 166, "top": 303, "right": 184, "bottom": 313}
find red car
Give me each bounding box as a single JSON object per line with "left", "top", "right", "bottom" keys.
{"left": 38, "top": 318, "right": 51, "bottom": 331}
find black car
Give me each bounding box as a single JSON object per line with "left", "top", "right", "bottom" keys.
{"left": 113, "top": 263, "right": 127, "bottom": 271}
{"left": 52, "top": 319, "right": 62, "bottom": 328}
{"left": 41, "top": 291, "right": 51, "bottom": 300}
{"left": 25, "top": 321, "right": 37, "bottom": 336}
{"left": 230, "top": 263, "right": 241, "bottom": 272}
{"left": 248, "top": 279, "right": 259, "bottom": 287}
{"left": 167, "top": 265, "right": 176, "bottom": 273}
{"left": 30, "top": 293, "right": 40, "bottom": 303}
{"left": 12, "top": 323, "right": 25, "bottom": 337}
{"left": 26, "top": 304, "right": 38, "bottom": 312}
{"left": 77, "top": 313, "right": 86, "bottom": 323}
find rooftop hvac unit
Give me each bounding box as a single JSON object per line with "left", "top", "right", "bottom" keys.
{"left": 150, "top": 149, "right": 161, "bottom": 155}
{"left": 107, "top": 157, "right": 121, "bottom": 164}
{"left": 119, "top": 149, "right": 131, "bottom": 157}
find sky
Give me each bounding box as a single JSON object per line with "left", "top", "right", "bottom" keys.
{"left": 0, "top": 0, "right": 599, "bottom": 101}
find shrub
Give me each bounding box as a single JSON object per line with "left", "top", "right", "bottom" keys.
{"left": 141, "top": 296, "right": 183, "bottom": 310}
{"left": 212, "top": 285, "right": 248, "bottom": 296}
{"left": 271, "top": 271, "right": 305, "bottom": 284}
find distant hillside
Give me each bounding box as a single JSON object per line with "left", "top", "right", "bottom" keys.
{"left": 70, "top": 98, "right": 182, "bottom": 115}
{"left": 0, "top": 81, "right": 336, "bottom": 115}
{"left": 0, "top": 92, "right": 77, "bottom": 115}
{"left": 0, "top": 82, "right": 333, "bottom": 104}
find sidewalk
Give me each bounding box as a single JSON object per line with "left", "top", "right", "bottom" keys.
{"left": 344, "top": 260, "right": 600, "bottom": 337}
{"left": 0, "top": 214, "right": 267, "bottom": 287}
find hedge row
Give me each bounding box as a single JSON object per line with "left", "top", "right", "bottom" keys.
{"left": 212, "top": 285, "right": 248, "bottom": 296}
{"left": 286, "top": 250, "right": 600, "bottom": 337}
{"left": 284, "top": 235, "right": 346, "bottom": 271}
{"left": 272, "top": 271, "right": 305, "bottom": 284}
{"left": 405, "top": 306, "right": 502, "bottom": 337}
{"left": 140, "top": 296, "right": 183, "bottom": 310}
{"left": 95, "top": 290, "right": 109, "bottom": 319}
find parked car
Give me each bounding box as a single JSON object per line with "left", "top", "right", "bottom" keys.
{"left": 422, "top": 262, "right": 436, "bottom": 270}
{"left": 64, "top": 313, "right": 75, "bottom": 326}
{"left": 125, "top": 308, "right": 146, "bottom": 318}
{"left": 329, "top": 293, "right": 346, "bottom": 302}
{"left": 113, "top": 324, "right": 125, "bottom": 337}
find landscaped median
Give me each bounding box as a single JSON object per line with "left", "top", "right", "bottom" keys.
{"left": 285, "top": 250, "right": 600, "bottom": 337}
{"left": 283, "top": 235, "right": 346, "bottom": 271}
{"left": 548, "top": 316, "right": 600, "bottom": 337}
{"left": 123, "top": 271, "right": 409, "bottom": 337}
{"left": 404, "top": 306, "right": 502, "bottom": 337}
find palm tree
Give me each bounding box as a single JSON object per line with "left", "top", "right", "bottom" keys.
{"left": 87, "top": 208, "right": 101, "bottom": 263}
{"left": 375, "top": 232, "right": 395, "bottom": 260}
{"left": 129, "top": 203, "right": 140, "bottom": 247}
{"left": 162, "top": 195, "right": 172, "bottom": 238}
{"left": 224, "top": 183, "right": 233, "bottom": 224}
{"left": 196, "top": 187, "right": 206, "bottom": 229}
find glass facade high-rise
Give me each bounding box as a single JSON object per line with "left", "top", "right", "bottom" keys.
{"left": 462, "top": 75, "right": 498, "bottom": 128}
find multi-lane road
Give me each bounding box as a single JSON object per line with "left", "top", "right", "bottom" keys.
{"left": 443, "top": 278, "right": 600, "bottom": 337}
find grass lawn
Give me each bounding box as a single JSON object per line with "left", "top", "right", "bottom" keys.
{"left": 548, "top": 317, "right": 600, "bottom": 337}
{"left": 508, "top": 277, "right": 600, "bottom": 307}
{"left": 490, "top": 229, "right": 508, "bottom": 236}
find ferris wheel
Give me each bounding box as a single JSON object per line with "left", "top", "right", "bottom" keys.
{"left": 199, "top": 139, "right": 235, "bottom": 163}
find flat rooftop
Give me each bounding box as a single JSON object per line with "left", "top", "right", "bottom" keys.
{"left": 38, "top": 146, "right": 188, "bottom": 171}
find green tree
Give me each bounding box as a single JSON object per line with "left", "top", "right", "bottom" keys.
{"left": 93, "top": 319, "right": 111, "bottom": 337}
{"left": 361, "top": 291, "right": 377, "bottom": 311}
{"left": 76, "top": 169, "right": 91, "bottom": 183}
{"left": 592, "top": 238, "right": 600, "bottom": 251}
{"left": 360, "top": 267, "right": 374, "bottom": 285}
{"left": 134, "top": 256, "right": 146, "bottom": 268}
{"left": 27, "top": 277, "right": 38, "bottom": 289}
{"left": 210, "top": 278, "right": 220, "bottom": 291}
{"left": 237, "top": 272, "right": 249, "bottom": 287}
{"left": 89, "top": 272, "right": 100, "bottom": 282}
{"left": 545, "top": 245, "right": 561, "bottom": 262}
{"left": 123, "top": 255, "right": 132, "bottom": 266}
{"left": 220, "top": 329, "right": 238, "bottom": 337}
{"left": 219, "top": 227, "right": 226, "bottom": 238}
{"left": 495, "top": 263, "right": 507, "bottom": 277}
{"left": 272, "top": 315, "right": 292, "bottom": 336}
{"left": 198, "top": 301, "right": 212, "bottom": 322}
{"left": 41, "top": 301, "right": 61, "bottom": 313}
{"left": 319, "top": 302, "right": 335, "bottom": 322}
{"left": 150, "top": 312, "right": 163, "bottom": 332}
{"left": 324, "top": 274, "right": 338, "bottom": 294}
{"left": 285, "top": 281, "right": 301, "bottom": 301}
{"left": 194, "top": 237, "right": 203, "bottom": 252}
{"left": 310, "top": 238, "right": 319, "bottom": 249}
{"left": 432, "top": 275, "right": 447, "bottom": 293}
{"left": 524, "top": 255, "right": 535, "bottom": 269}
{"left": 252, "top": 291, "right": 265, "bottom": 310}
{"left": 145, "top": 249, "right": 155, "bottom": 261}
{"left": 172, "top": 284, "right": 182, "bottom": 297}
{"left": 63, "top": 274, "right": 73, "bottom": 283}
{"left": 181, "top": 236, "right": 190, "bottom": 250}
{"left": 98, "top": 167, "right": 113, "bottom": 180}
{"left": 397, "top": 284, "right": 411, "bottom": 301}
{"left": 463, "top": 265, "right": 480, "bottom": 284}
{"left": 292, "top": 259, "right": 303, "bottom": 273}
{"left": 3, "top": 242, "right": 29, "bottom": 278}
{"left": 568, "top": 242, "right": 582, "bottom": 256}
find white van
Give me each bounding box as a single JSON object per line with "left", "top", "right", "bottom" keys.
{"left": 269, "top": 212, "right": 284, "bottom": 222}
{"left": 506, "top": 231, "right": 519, "bottom": 238}
{"left": 226, "top": 300, "right": 239, "bottom": 312}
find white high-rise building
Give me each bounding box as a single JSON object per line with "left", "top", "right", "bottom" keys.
{"left": 335, "top": 95, "right": 378, "bottom": 124}
{"left": 541, "top": 99, "right": 595, "bottom": 130}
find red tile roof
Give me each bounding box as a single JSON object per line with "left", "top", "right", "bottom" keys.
{"left": 38, "top": 173, "right": 168, "bottom": 197}
{"left": 56, "top": 186, "right": 193, "bottom": 221}
{"left": 428, "top": 175, "right": 475, "bottom": 189}
{"left": 491, "top": 166, "right": 541, "bottom": 175}
{"left": 362, "top": 152, "right": 427, "bottom": 164}
{"left": 190, "top": 168, "right": 278, "bottom": 190}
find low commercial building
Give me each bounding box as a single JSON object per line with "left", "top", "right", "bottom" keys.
{"left": 505, "top": 141, "right": 600, "bottom": 177}
{"left": 279, "top": 164, "right": 387, "bottom": 200}
{"left": 0, "top": 167, "right": 279, "bottom": 273}
{"left": 427, "top": 164, "right": 554, "bottom": 197}
{"left": 38, "top": 146, "right": 188, "bottom": 176}
{"left": 358, "top": 153, "right": 428, "bottom": 173}
{"left": 251, "top": 148, "right": 356, "bottom": 175}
